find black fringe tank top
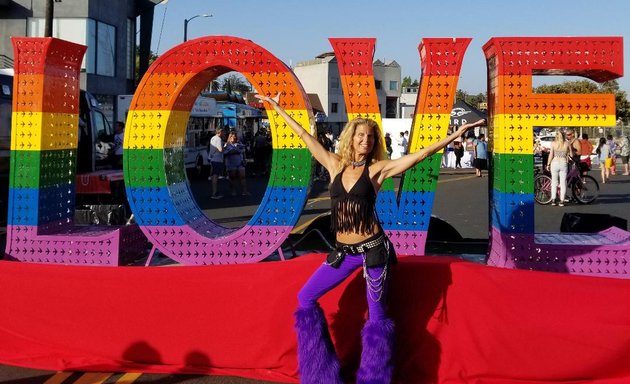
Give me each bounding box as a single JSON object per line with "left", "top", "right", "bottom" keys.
{"left": 329, "top": 165, "right": 378, "bottom": 234}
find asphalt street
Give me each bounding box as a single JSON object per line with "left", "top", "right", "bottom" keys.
{"left": 193, "top": 166, "right": 630, "bottom": 247}
{"left": 1, "top": 166, "right": 629, "bottom": 383}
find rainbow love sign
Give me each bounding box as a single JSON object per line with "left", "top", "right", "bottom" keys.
{"left": 6, "top": 35, "right": 629, "bottom": 277}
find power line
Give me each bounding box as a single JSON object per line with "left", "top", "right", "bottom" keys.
{"left": 156, "top": 2, "right": 169, "bottom": 55}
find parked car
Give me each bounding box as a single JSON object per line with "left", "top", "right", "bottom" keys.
{"left": 537, "top": 134, "right": 556, "bottom": 151}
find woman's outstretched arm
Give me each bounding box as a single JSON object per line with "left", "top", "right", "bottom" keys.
{"left": 375, "top": 119, "right": 485, "bottom": 182}
{"left": 255, "top": 93, "right": 338, "bottom": 172}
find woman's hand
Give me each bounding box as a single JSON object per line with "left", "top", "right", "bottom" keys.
{"left": 254, "top": 92, "right": 281, "bottom": 107}
{"left": 255, "top": 92, "right": 337, "bottom": 173}
{"left": 457, "top": 119, "right": 486, "bottom": 135}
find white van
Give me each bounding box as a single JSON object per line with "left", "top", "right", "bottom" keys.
{"left": 537, "top": 135, "right": 556, "bottom": 151}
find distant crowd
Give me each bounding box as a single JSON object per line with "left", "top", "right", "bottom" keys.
{"left": 206, "top": 127, "right": 273, "bottom": 199}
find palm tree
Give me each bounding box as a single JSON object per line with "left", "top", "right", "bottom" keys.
{"left": 219, "top": 73, "right": 251, "bottom": 94}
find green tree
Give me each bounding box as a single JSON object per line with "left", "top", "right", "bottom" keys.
{"left": 219, "top": 73, "right": 252, "bottom": 95}
{"left": 534, "top": 80, "right": 599, "bottom": 94}
{"left": 456, "top": 89, "right": 487, "bottom": 108}
{"left": 468, "top": 93, "right": 486, "bottom": 107}
{"left": 614, "top": 89, "right": 630, "bottom": 124}
{"left": 456, "top": 89, "right": 467, "bottom": 102}
{"left": 402, "top": 76, "right": 419, "bottom": 88}
{"left": 534, "top": 79, "right": 630, "bottom": 124}
{"left": 210, "top": 80, "right": 221, "bottom": 92}
{"left": 134, "top": 46, "right": 158, "bottom": 86}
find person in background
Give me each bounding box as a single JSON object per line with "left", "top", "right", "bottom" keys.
{"left": 442, "top": 142, "right": 454, "bottom": 168}
{"left": 255, "top": 92, "right": 484, "bottom": 384}
{"left": 578, "top": 133, "right": 594, "bottom": 171}
{"left": 534, "top": 138, "right": 542, "bottom": 155}
{"left": 325, "top": 130, "right": 334, "bottom": 147}
{"left": 473, "top": 133, "right": 488, "bottom": 177}
{"left": 224, "top": 131, "right": 250, "bottom": 196}
{"left": 596, "top": 137, "right": 611, "bottom": 184}
{"left": 208, "top": 128, "right": 226, "bottom": 199}
{"left": 384, "top": 132, "right": 393, "bottom": 159}
{"left": 619, "top": 134, "right": 630, "bottom": 175}
{"left": 397, "top": 131, "right": 408, "bottom": 158}
{"left": 607, "top": 134, "right": 617, "bottom": 175}
{"left": 534, "top": 138, "right": 544, "bottom": 168}
{"left": 535, "top": 139, "right": 550, "bottom": 173}
{"left": 564, "top": 129, "right": 582, "bottom": 166}
{"left": 454, "top": 140, "right": 464, "bottom": 168}
{"left": 112, "top": 121, "right": 124, "bottom": 169}
{"left": 315, "top": 132, "right": 332, "bottom": 181}
{"left": 253, "top": 128, "right": 272, "bottom": 176}
{"left": 547, "top": 130, "right": 570, "bottom": 206}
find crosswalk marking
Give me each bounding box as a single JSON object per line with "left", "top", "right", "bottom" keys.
{"left": 42, "top": 371, "right": 142, "bottom": 384}
{"left": 73, "top": 372, "right": 112, "bottom": 384}
{"left": 116, "top": 372, "right": 142, "bottom": 383}
{"left": 43, "top": 372, "right": 73, "bottom": 384}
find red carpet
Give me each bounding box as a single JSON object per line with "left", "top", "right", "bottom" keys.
{"left": 1, "top": 254, "right": 630, "bottom": 383}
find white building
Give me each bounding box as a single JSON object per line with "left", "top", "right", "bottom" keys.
{"left": 399, "top": 85, "right": 419, "bottom": 119}
{"left": 0, "top": 0, "right": 163, "bottom": 123}
{"left": 293, "top": 52, "right": 401, "bottom": 135}
{"left": 373, "top": 59, "right": 402, "bottom": 118}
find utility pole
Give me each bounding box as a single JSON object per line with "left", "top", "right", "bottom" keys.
{"left": 44, "top": 0, "right": 54, "bottom": 37}
{"left": 44, "top": 0, "right": 62, "bottom": 37}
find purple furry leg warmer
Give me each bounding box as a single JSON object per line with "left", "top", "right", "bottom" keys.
{"left": 294, "top": 305, "right": 343, "bottom": 384}
{"left": 356, "top": 318, "right": 395, "bottom": 384}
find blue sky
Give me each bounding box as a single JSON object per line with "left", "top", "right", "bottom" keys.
{"left": 151, "top": 0, "right": 629, "bottom": 94}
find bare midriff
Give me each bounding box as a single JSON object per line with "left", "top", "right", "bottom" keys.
{"left": 336, "top": 222, "right": 381, "bottom": 244}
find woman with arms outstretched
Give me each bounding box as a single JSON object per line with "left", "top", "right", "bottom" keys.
{"left": 256, "top": 93, "right": 484, "bottom": 384}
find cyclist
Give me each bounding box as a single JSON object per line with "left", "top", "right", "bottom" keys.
{"left": 547, "top": 130, "right": 570, "bottom": 206}
{"left": 564, "top": 128, "right": 583, "bottom": 173}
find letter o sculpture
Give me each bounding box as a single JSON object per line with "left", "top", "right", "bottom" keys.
{"left": 124, "top": 36, "right": 313, "bottom": 265}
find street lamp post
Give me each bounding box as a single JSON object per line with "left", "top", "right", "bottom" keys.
{"left": 184, "top": 14, "right": 211, "bottom": 42}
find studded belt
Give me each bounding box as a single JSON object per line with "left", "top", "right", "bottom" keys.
{"left": 336, "top": 234, "right": 385, "bottom": 255}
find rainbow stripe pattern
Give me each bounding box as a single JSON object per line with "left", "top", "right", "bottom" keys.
{"left": 484, "top": 37, "right": 630, "bottom": 276}
{"left": 330, "top": 38, "right": 470, "bottom": 255}
{"left": 7, "top": 35, "right": 628, "bottom": 275}
{"left": 5, "top": 37, "right": 145, "bottom": 265}
{"left": 125, "top": 36, "right": 313, "bottom": 264}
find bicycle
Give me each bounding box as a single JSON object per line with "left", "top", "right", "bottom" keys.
{"left": 534, "top": 162, "right": 599, "bottom": 205}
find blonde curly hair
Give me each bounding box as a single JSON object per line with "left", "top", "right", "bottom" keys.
{"left": 335, "top": 118, "right": 386, "bottom": 175}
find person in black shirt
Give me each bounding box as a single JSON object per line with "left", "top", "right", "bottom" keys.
{"left": 384, "top": 132, "right": 393, "bottom": 158}
{"left": 256, "top": 93, "right": 484, "bottom": 384}
{"left": 454, "top": 140, "right": 464, "bottom": 168}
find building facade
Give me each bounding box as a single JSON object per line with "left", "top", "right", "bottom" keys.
{"left": 293, "top": 52, "right": 401, "bottom": 134}
{"left": 400, "top": 85, "right": 419, "bottom": 119}
{"left": 373, "top": 59, "right": 402, "bottom": 118}
{"left": 400, "top": 86, "right": 489, "bottom": 120}
{"left": 0, "top": 0, "right": 161, "bottom": 122}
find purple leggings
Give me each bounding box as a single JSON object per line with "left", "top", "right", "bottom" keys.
{"left": 297, "top": 254, "right": 389, "bottom": 321}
